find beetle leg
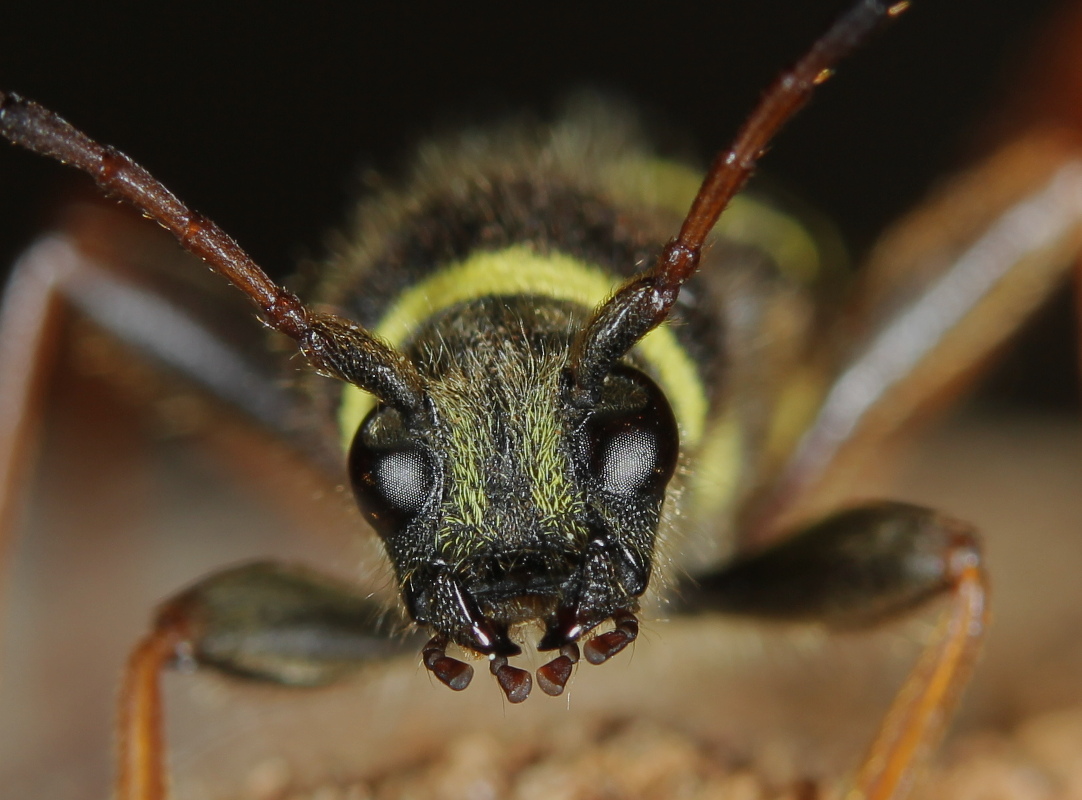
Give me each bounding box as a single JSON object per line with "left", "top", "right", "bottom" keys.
{"left": 747, "top": 133, "right": 1082, "bottom": 543}
{"left": 116, "top": 561, "right": 416, "bottom": 800}
{"left": 0, "top": 205, "right": 321, "bottom": 540}
{"left": 0, "top": 235, "right": 77, "bottom": 599}
{"left": 117, "top": 609, "right": 183, "bottom": 800}
{"left": 680, "top": 501, "right": 988, "bottom": 800}
{"left": 0, "top": 201, "right": 352, "bottom": 628}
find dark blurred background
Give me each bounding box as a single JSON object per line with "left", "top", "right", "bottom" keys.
{"left": 0, "top": 0, "right": 1074, "bottom": 407}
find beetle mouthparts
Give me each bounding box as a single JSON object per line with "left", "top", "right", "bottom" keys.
{"left": 582, "top": 609, "right": 639, "bottom": 665}
{"left": 421, "top": 610, "right": 639, "bottom": 703}
{"left": 535, "top": 642, "right": 579, "bottom": 697}
{"left": 421, "top": 636, "right": 474, "bottom": 691}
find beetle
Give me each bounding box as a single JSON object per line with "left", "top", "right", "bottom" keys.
{"left": 2, "top": 1, "right": 1082, "bottom": 800}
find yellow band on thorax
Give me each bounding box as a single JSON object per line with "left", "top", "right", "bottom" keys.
{"left": 337, "top": 245, "right": 708, "bottom": 450}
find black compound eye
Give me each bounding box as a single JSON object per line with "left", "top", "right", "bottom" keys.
{"left": 584, "top": 368, "right": 678, "bottom": 499}
{"left": 349, "top": 411, "right": 436, "bottom": 538}
{"left": 598, "top": 427, "right": 662, "bottom": 495}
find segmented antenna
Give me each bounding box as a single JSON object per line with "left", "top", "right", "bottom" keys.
{"left": 0, "top": 90, "right": 425, "bottom": 414}
{"left": 569, "top": 0, "right": 910, "bottom": 405}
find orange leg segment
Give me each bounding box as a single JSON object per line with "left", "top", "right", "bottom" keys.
{"left": 683, "top": 503, "right": 989, "bottom": 800}
{"left": 850, "top": 532, "right": 988, "bottom": 800}
{"left": 116, "top": 617, "right": 189, "bottom": 800}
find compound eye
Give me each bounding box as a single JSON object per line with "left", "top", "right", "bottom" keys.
{"left": 349, "top": 411, "right": 436, "bottom": 538}
{"left": 585, "top": 369, "right": 678, "bottom": 499}
{"left": 597, "top": 426, "right": 662, "bottom": 496}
